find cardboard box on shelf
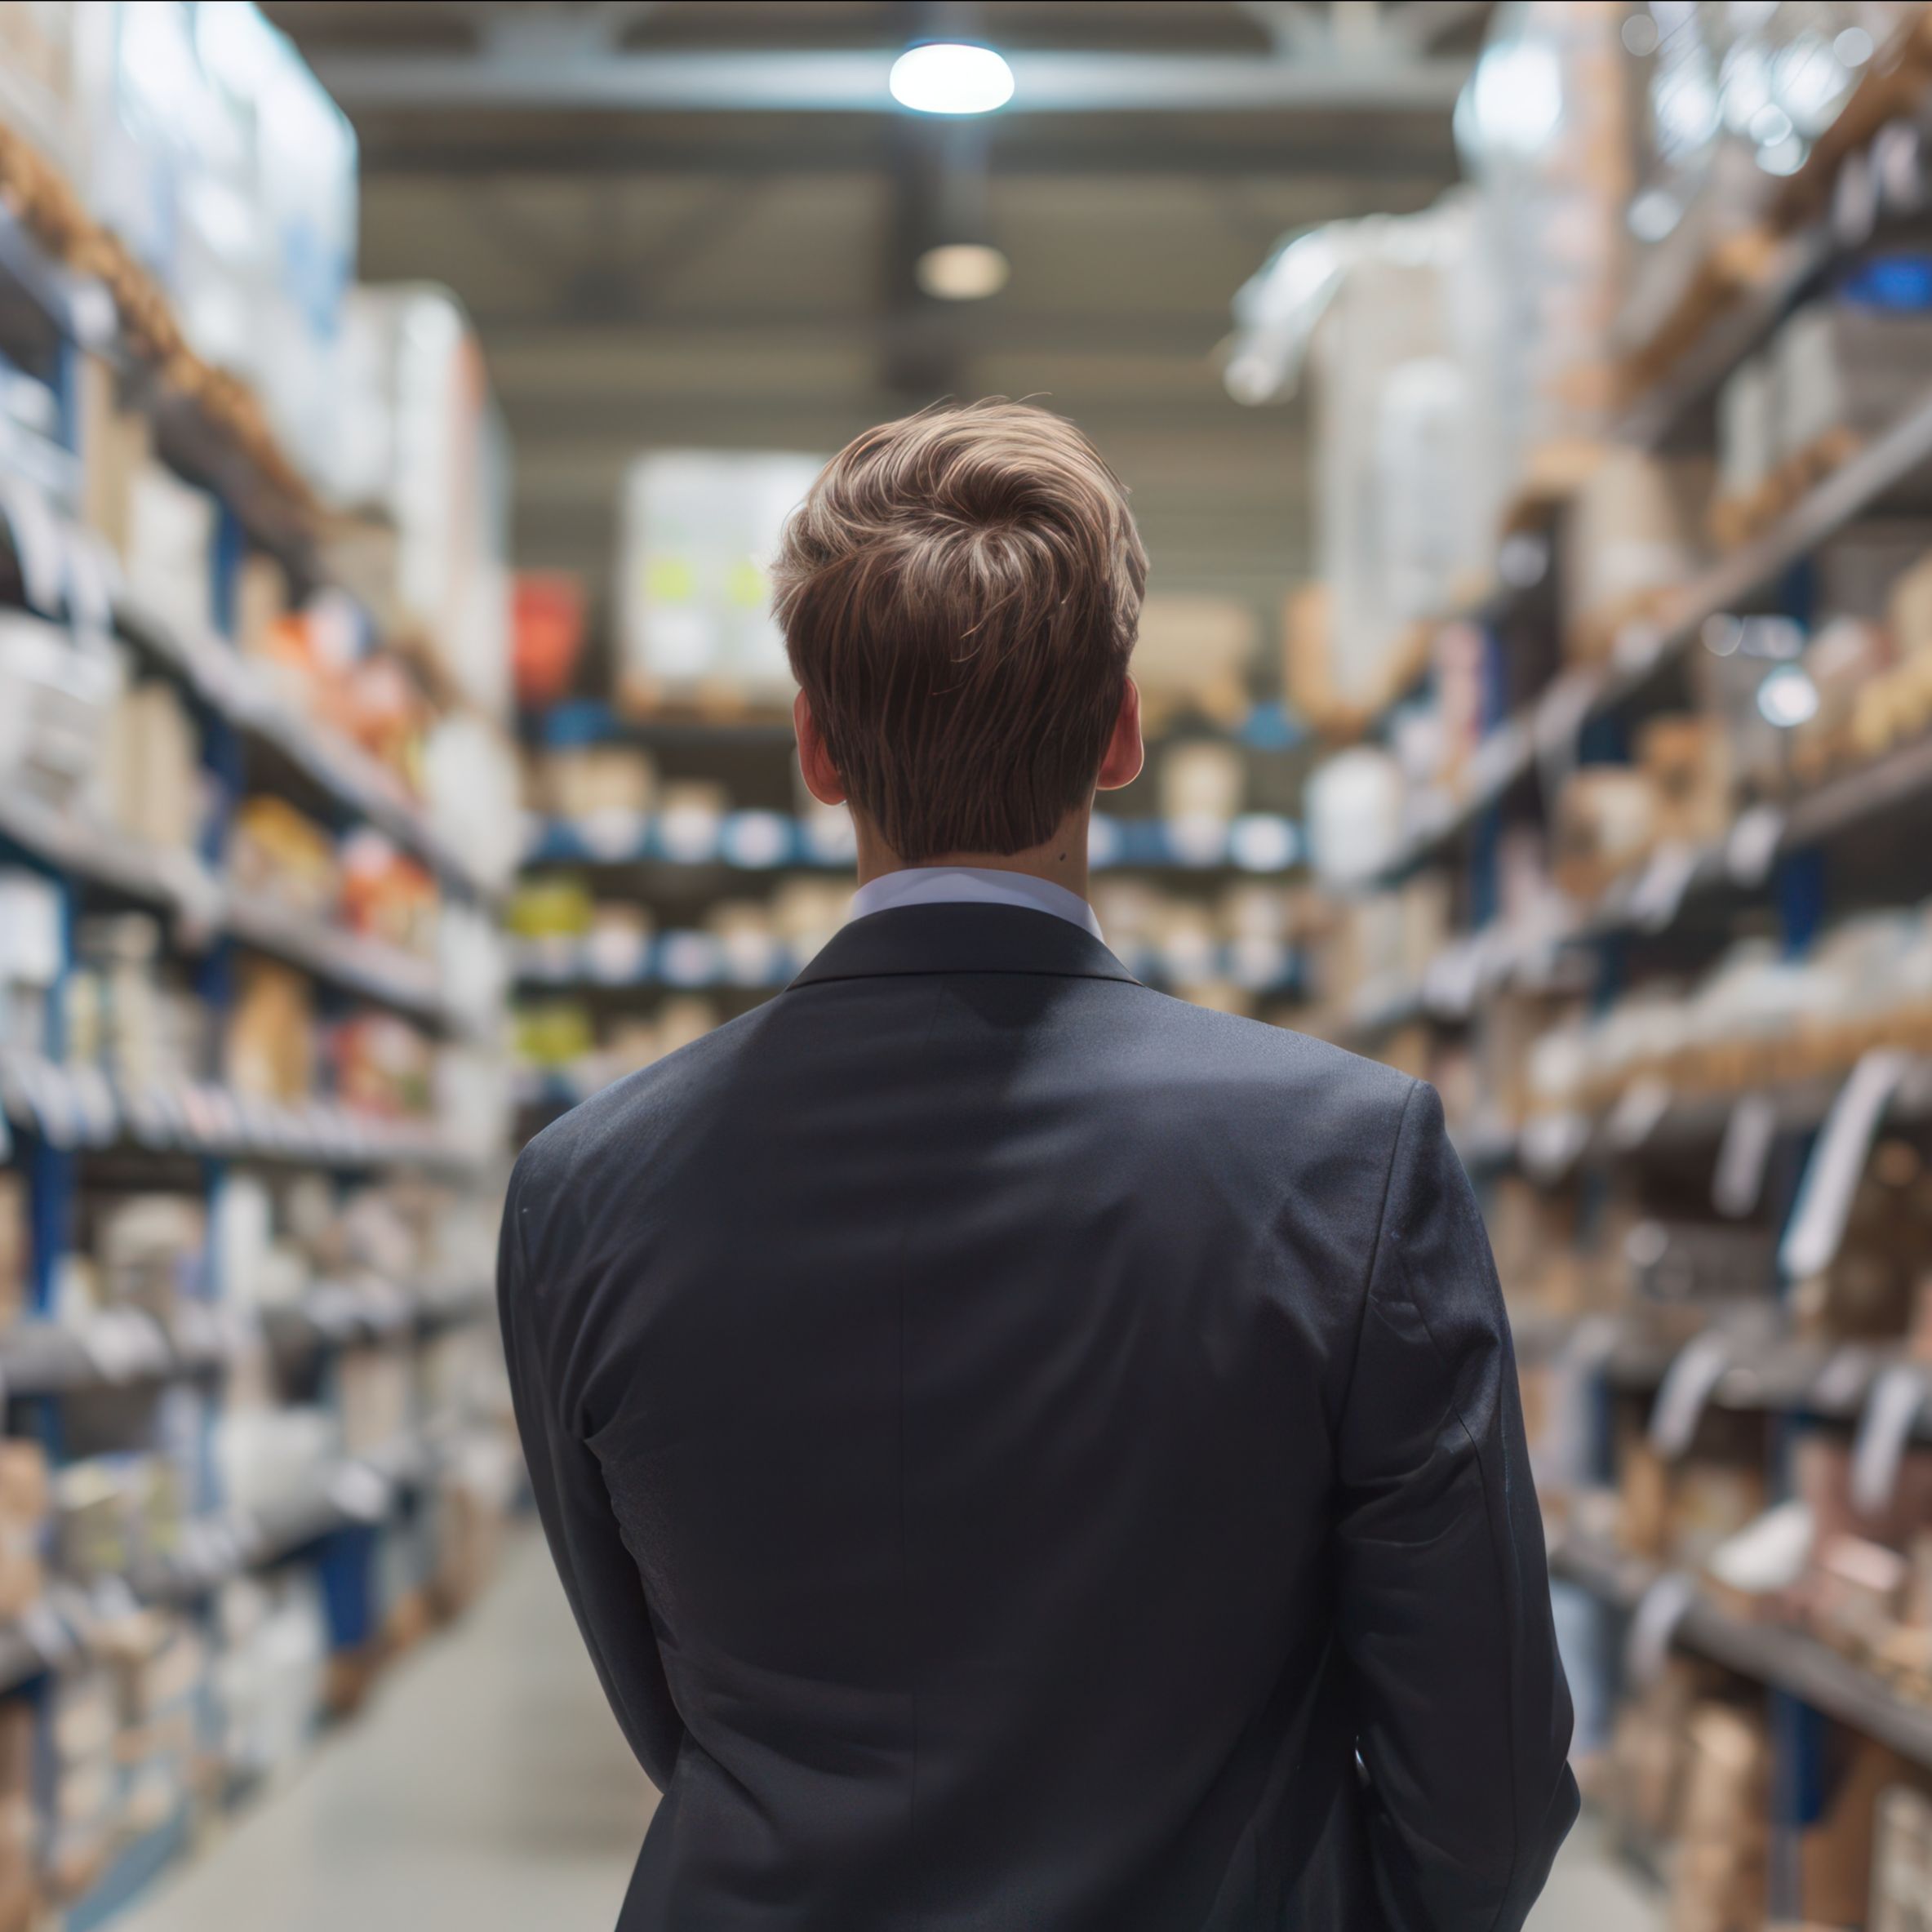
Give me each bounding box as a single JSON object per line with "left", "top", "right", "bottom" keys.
{"left": 1606, "top": 1658, "right": 1701, "bottom": 1845}
{"left": 1871, "top": 1782, "right": 1932, "bottom": 1932}
{"left": 0, "top": 1173, "right": 24, "bottom": 1330}
{"left": 0, "top": 615, "right": 120, "bottom": 811}
{"left": 226, "top": 958, "right": 316, "bottom": 1105}
{"left": 1551, "top": 766, "right": 1659, "bottom": 900}
{"left": 125, "top": 461, "right": 217, "bottom": 643}
{"left": 1158, "top": 740, "right": 1246, "bottom": 824}
{"left": 0, "top": 1440, "right": 47, "bottom": 1622}
{"left": 1712, "top": 355, "right": 1777, "bottom": 544}
{"left": 229, "top": 796, "right": 340, "bottom": 922}
{"left": 1778, "top": 303, "right": 1932, "bottom": 484}
{"left": 101, "top": 679, "right": 201, "bottom": 855}
{"left": 234, "top": 553, "right": 290, "bottom": 660}
{"left": 76, "top": 353, "right": 152, "bottom": 562}
{"left": 1134, "top": 597, "right": 1259, "bottom": 728}
{"left": 1797, "top": 1737, "right": 1912, "bottom": 1928}
{"left": 540, "top": 744, "right": 655, "bottom": 823}
{"left": 1671, "top": 1703, "right": 1770, "bottom": 1932}
{"left": 1639, "top": 715, "right": 1734, "bottom": 849}
{"left": 1563, "top": 449, "right": 1712, "bottom": 663}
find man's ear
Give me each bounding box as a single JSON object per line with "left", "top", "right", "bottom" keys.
{"left": 1095, "top": 677, "right": 1144, "bottom": 793}
{"left": 794, "top": 690, "right": 848, "bottom": 806}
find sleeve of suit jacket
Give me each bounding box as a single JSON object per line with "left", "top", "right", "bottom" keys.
{"left": 1335, "top": 1079, "right": 1579, "bottom": 1932}
{"left": 498, "top": 1156, "right": 687, "bottom": 1790}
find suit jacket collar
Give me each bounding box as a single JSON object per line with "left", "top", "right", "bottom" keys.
{"left": 787, "top": 902, "right": 1142, "bottom": 990}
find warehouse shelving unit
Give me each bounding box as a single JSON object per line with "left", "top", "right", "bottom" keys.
{"left": 513, "top": 680, "right": 1310, "bottom": 1136}
{"left": 0, "top": 138, "right": 513, "bottom": 1931}
{"left": 1292, "top": 84, "right": 1932, "bottom": 1917}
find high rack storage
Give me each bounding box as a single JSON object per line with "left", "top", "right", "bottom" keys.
{"left": 0, "top": 11, "right": 522, "bottom": 1929}
{"left": 1274, "top": 7, "right": 1932, "bottom": 1926}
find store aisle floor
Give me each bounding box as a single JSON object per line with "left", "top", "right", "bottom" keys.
{"left": 121, "top": 1530, "right": 655, "bottom": 1932}
{"left": 120, "top": 1530, "right": 1656, "bottom": 1932}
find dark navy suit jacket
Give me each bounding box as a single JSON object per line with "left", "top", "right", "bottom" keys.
{"left": 500, "top": 902, "right": 1577, "bottom": 1929}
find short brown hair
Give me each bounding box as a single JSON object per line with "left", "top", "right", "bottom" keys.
{"left": 772, "top": 399, "right": 1147, "bottom": 862}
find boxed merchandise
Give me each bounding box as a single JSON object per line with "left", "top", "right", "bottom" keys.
{"left": 51, "top": 1455, "right": 184, "bottom": 1588}
{"left": 68, "top": 913, "right": 207, "bottom": 1096}
{"left": 1550, "top": 766, "right": 1659, "bottom": 899}
{"left": 1777, "top": 300, "right": 1932, "bottom": 484}
{"left": 340, "top": 833, "right": 437, "bottom": 957}
{"left": 79, "top": 0, "right": 358, "bottom": 495}
{"left": 1606, "top": 1658, "right": 1702, "bottom": 1846}
{"left": 1638, "top": 714, "right": 1734, "bottom": 848}
{"left": 333, "top": 1013, "right": 435, "bottom": 1119}
{"left": 76, "top": 352, "right": 153, "bottom": 562}
{"left": 211, "top": 1571, "right": 328, "bottom": 1792}
{"left": 0, "top": 614, "right": 120, "bottom": 808}
{"left": 0, "top": 1442, "right": 47, "bottom": 1622}
{"left": 513, "top": 571, "right": 588, "bottom": 709}
{"left": 1561, "top": 449, "right": 1712, "bottom": 662}
{"left": 509, "top": 876, "right": 594, "bottom": 957}
{"left": 539, "top": 743, "right": 656, "bottom": 824}
{"left": 227, "top": 957, "right": 316, "bottom": 1104}
{"left": 0, "top": 1696, "right": 37, "bottom": 1932}
{"left": 125, "top": 461, "right": 216, "bottom": 641}
{"left": 229, "top": 797, "right": 340, "bottom": 922}
{"left": 1158, "top": 741, "right": 1245, "bottom": 824}
{"left": 583, "top": 903, "right": 651, "bottom": 984}
{"left": 235, "top": 553, "right": 290, "bottom": 660}
{"left": 769, "top": 879, "right": 851, "bottom": 966}
{"left": 0, "top": 0, "right": 77, "bottom": 171}
{"left": 92, "top": 1193, "right": 204, "bottom": 1323}
{"left": 1614, "top": 5, "right": 1897, "bottom": 391}
{"left": 1299, "top": 198, "right": 1502, "bottom": 719}
{"left": 100, "top": 678, "right": 201, "bottom": 854}
{"left": 429, "top": 1435, "right": 517, "bottom": 1618}
{"left": 0, "top": 1174, "right": 24, "bottom": 1331}
{"left": 47, "top": 1668, "right": 116, "bottom": 1899}
{"left": 1670, "top": 1703, "right": 1770, "bottom": 1932}
{"left": 0, "top": 870, "right": 61, "bottom": 1056}
{"left": 331, "top": 286, "right": 510, "bottom": 717}
{"left": 706, "top": 902, "right": 780, "bottom": 986}
{"left": 1871, "top": 1783, "right": 1932, "bottom": 1932}
{"left": 1132, "top": 597, "right": 1259, "bottom": 726}
{"left": 423, "top": 714, "right": 523, "bottom": 893}
{"left": 1460, "top": 4, "right": 1630, "bottom": 468}
{"left": 1713, "top": 355, "right": 1778, "bottom": 543}
{"left": 615, "top": 450, "right": 820, "bottom": 713}
{"left": 338, "top": 1344, "right": 413, "bottom": 1459}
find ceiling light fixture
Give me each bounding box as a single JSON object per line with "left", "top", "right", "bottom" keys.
{"left": 889, "top": 42, "right": 1015, "bottom": 116}
{"left": 915, "top": 242, "right": 1010, "bottom": 300}
{"left": 1757, "top": 664, "right": 1820, "bottom": 728}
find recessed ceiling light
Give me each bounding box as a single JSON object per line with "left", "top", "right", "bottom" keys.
{"left": 916, "top": 242, "right": 1010, "bottom": 301}
{"left": 889, "top": 42, "right": 1015, "bottom": 115}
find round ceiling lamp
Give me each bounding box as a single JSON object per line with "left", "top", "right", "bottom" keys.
{"left": 888, "top": 42, "right": 1015, "bottom": 115}
{"left": 916, "top": 242, "right": 1011, "bottom": 301}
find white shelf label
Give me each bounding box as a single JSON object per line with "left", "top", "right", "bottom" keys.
{"left": 1781, "top": 1050, "right": 1912, "bottom": 1280}
{"left": 1712, "top": 1092, "right": 1778, "bottom": 1219}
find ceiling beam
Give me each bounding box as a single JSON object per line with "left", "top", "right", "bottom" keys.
{"left": 355, "top": 133, "right": 1457, "bottom": 181}
{"left": 313, "top": 47, "right": 1472, "bottom": 114}
{"left": 466, "top": 312, "right": 1232, "bottom": 356}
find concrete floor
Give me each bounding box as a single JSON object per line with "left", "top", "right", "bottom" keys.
{"left": 121, "top": 1532, "right": 655, "bottom": 1932}
{"left": 120, "top": 1531, "right": 1660, "bottom": 1931}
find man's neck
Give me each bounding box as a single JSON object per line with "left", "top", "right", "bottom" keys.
{"left": 853, "top": 811, "right": 1092, "bottom": 902}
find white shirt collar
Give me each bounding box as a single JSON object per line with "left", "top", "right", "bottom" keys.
{"left": 849, "top": 866, "right": 1105, "bottom": 943}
